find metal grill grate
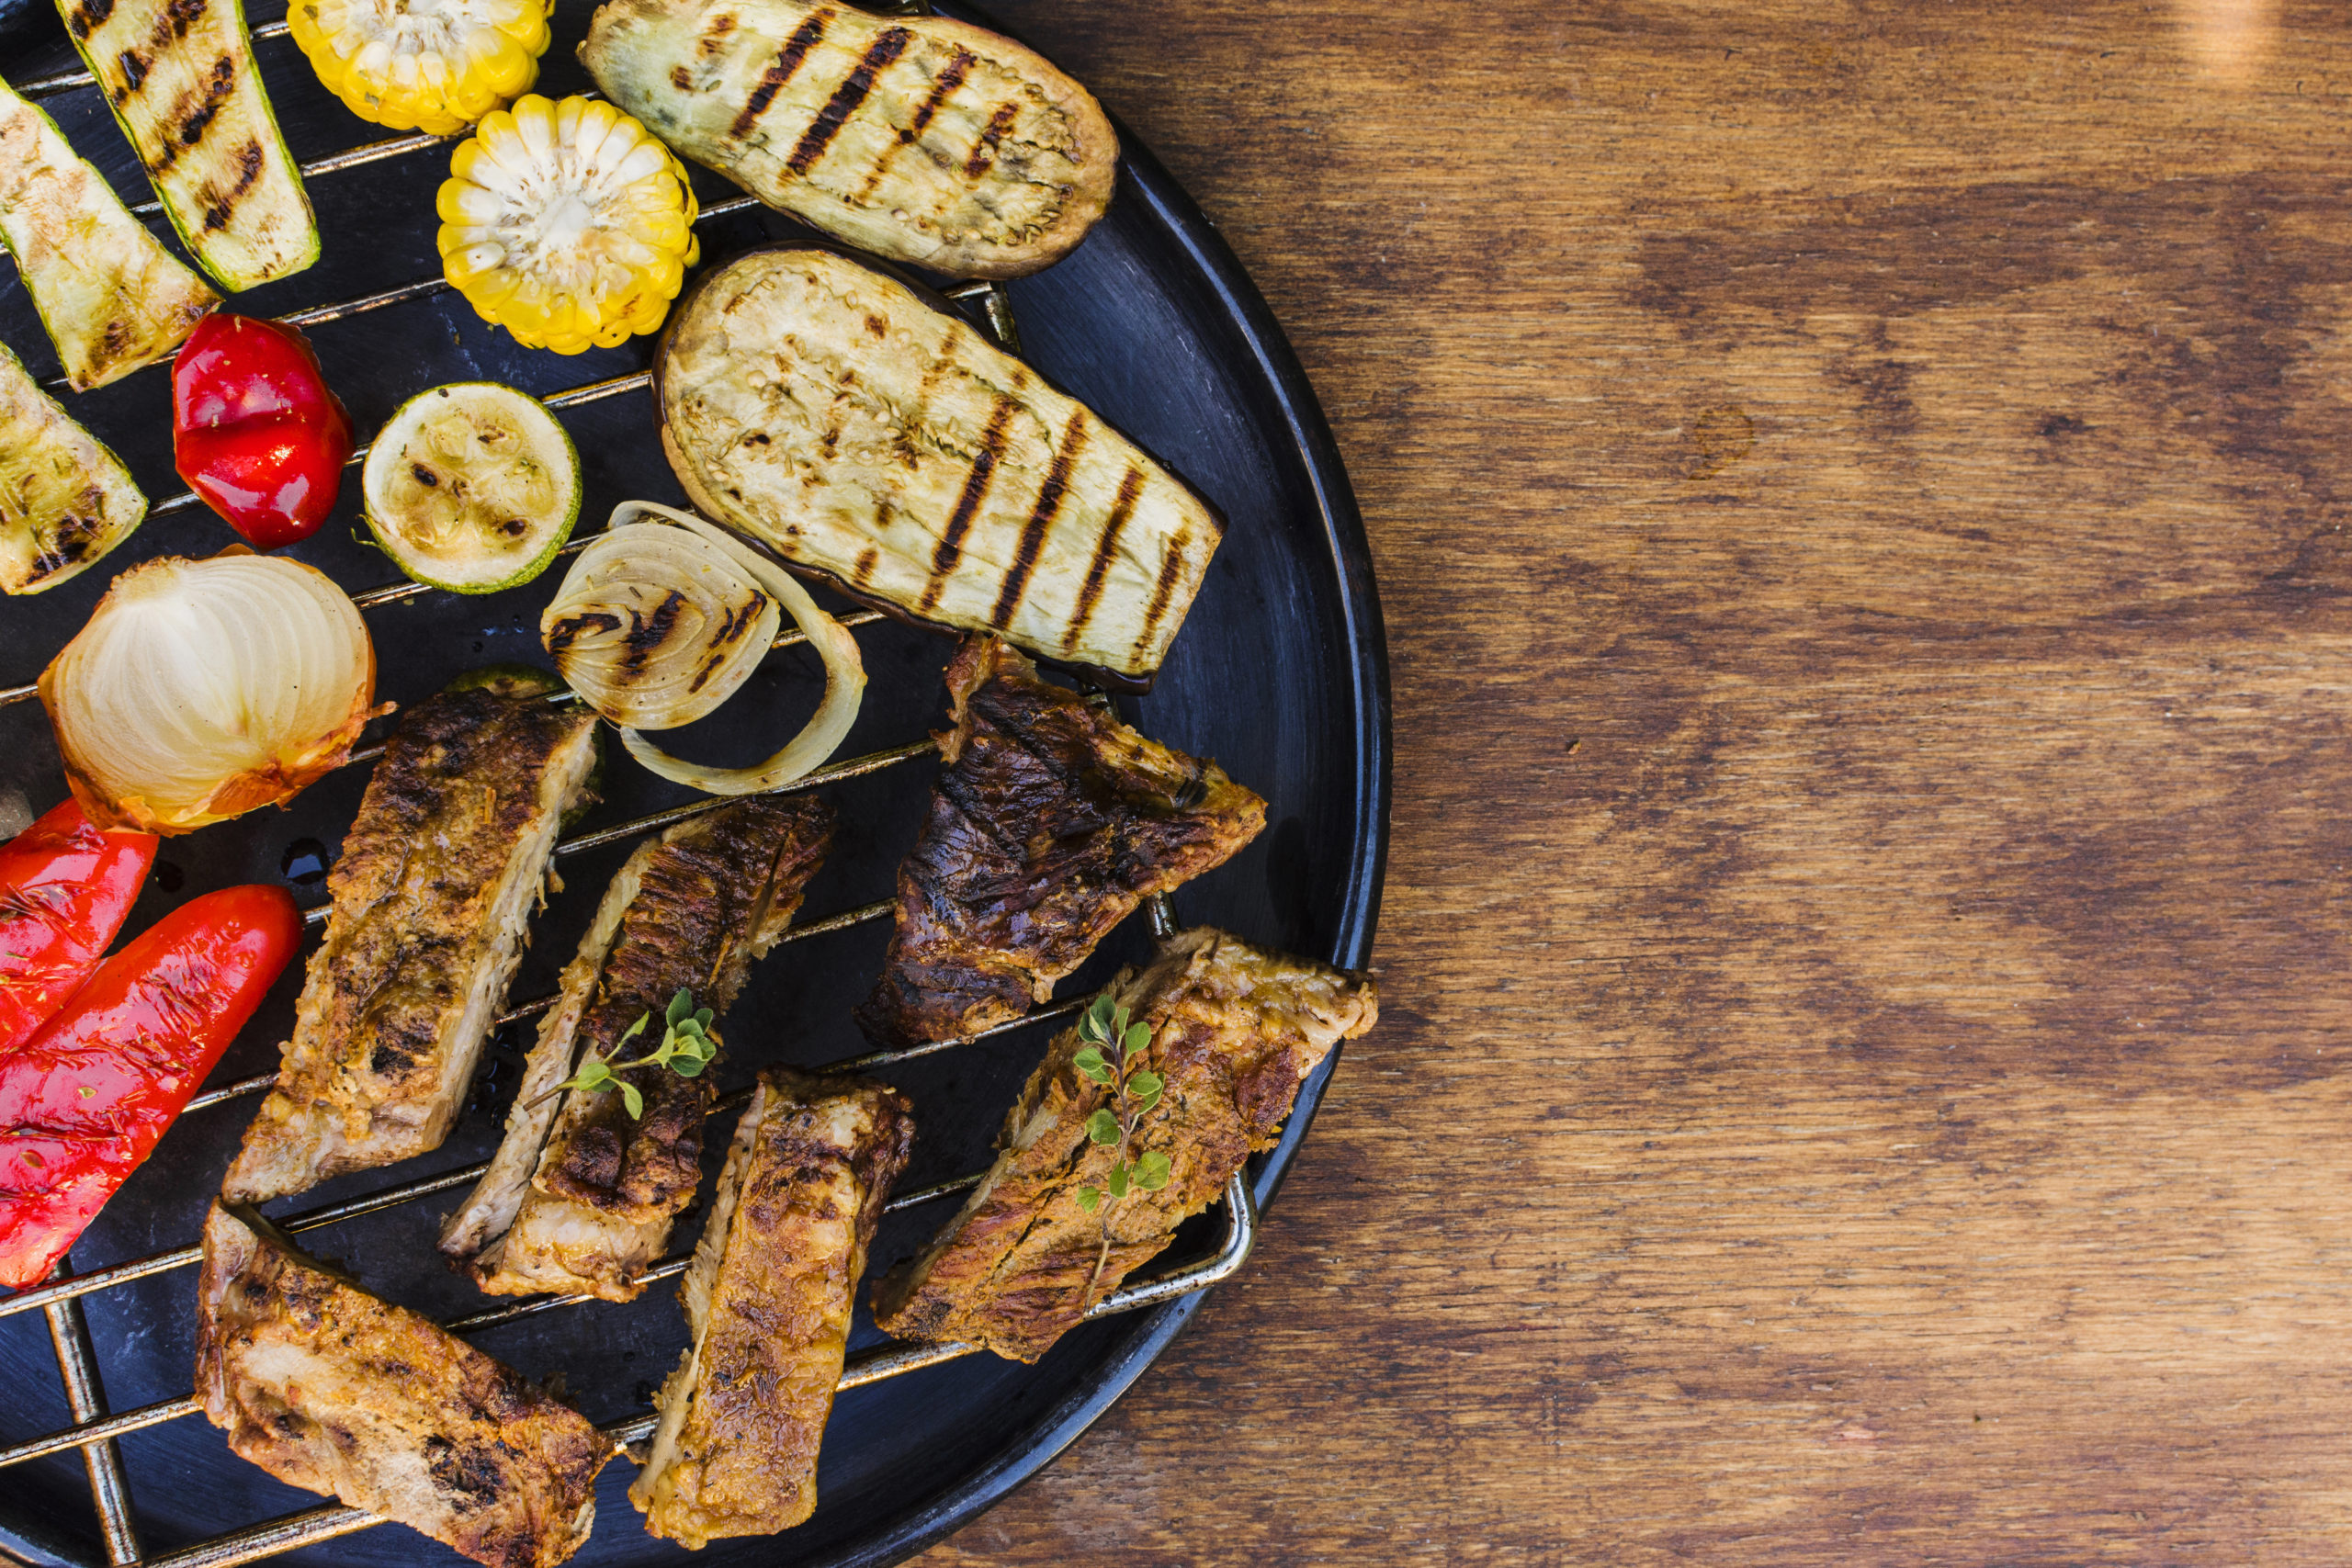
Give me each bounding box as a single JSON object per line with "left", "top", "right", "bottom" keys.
{"left": 0, "top": 16, "right": 1259, "bottom": 1562}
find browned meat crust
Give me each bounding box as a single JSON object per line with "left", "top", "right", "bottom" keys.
{"left": 855, "top": 637, "right": 1265, "bottom": 1048}
{"left": 223, "top": 676, "right": 600, "bottom": 1204}
{"left": 451, "top": 797, "right": 835, "bottom": 1301}
{"left": 630, "top": 1068, "right": 913, "bottom": 1546}
{"left": 194, "top": 1203, "right": 606, "bottom": 1568}
{"left": 870, "top": 927, "right": 1376, "bottom": 1362}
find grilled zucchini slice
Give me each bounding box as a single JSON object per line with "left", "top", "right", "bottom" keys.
{"left": 0, "top": 342, "right": 147, "bottom": 595}
{"left": 0, "top": 79, "right": 218, "bottom": 390}
{"left": 581, "top": 0, "right": 1116, "bottom": 280}
{"left": 57, "top": 0, "right": 318, "bottom": 291}
{"left": 656, "top": 246, "right": 1221, "bottom": 685}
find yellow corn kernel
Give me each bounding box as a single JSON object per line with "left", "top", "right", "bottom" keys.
{"left": 435, "top": 95, "right": 700, "bottom": 356}
{"left": 289, "top": 0, "right": 552, "bottom": 136}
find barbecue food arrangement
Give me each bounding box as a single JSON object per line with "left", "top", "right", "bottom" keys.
{"left": 0, "top": 1, "right": 1381, "bottom": 1561}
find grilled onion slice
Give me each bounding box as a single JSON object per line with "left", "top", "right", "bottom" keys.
{"left": 542, "top": 502, "right": 865, "bottom": 795}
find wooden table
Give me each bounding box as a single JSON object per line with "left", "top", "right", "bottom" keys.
{"left": 927, "top": 1, "right": 2352, "bottom": 1560}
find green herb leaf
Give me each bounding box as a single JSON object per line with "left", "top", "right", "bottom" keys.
{"left": 666, "top": 989, "right": 693, "bottom": 1028}
{"left": 1126, "top": 1071, "right": 1162, "bottom": 1100}
{"left": 1073, "top": 1046, "right": 1111, "bottom": 1083}
{"left": 1135, "top": 1150, "right": 1172, "bottom": 1190}
{"left": 1123, "top": 1021, "right": 1151, "bottom": 1055}
{"left": 1076, "top": 1185, "right": 1102, "bottom": 1212}
{"left": 671, "top": 1053, "right": 707, "bottom": 1078}
{"left": 1087, "top": 1108, "right": 1121, "bottom": 1145}
{"left": 1081, "top": 994, "right": 1115, "bottom": 1044}
{"left": 1106, "top": 1163, "right": 1131, "bottom": 1199}
{"left": 617, "top": 1080, "right": 644, "bottom": 1119}
{"left": 615, "top": 1011, "right": 650, "bottom": 1049}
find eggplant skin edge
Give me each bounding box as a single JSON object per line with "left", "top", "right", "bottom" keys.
{"left": 653, "top": 243, "right": 1225, "bottom": 690}
{"left": 580, "top": 0, "right": 1116, "bottom": 281}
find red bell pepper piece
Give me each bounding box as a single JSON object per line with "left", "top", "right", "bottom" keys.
{"left": 0, "top": 800, "right": 157, "bottom": 1057}
{"left": 0, "top": 884, "right": 300, "bottom": 1289}
{"left": 171, "top": 313, "right": 355, "bottom": 550}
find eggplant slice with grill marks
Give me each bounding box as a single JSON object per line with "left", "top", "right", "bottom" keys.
{"left": 855, "top": 634, "right": 1265, "bottom": 1050}
{"left": 196, "top": 1203, "right": 606, "bottom": 1568}
{"left": 655, "top": 245, "right": 1223, "bottom": 686}
{"left": 581, "top": 0, "right": 1115, "bottom": 280}
{"left": 221, "top": 672, "right": 601, "bottom": 1205}
{"left": 630, "top": 1066, "right": 913, "bottom": 1547}
{"left": 55, "top": 0, "right": 317, "bottom": 291}
{"left": 872, "top": 928, "right": 1377, "bottom": 1363}
{"left": 445, "top": 795, "right": 835, "bottom": 1303}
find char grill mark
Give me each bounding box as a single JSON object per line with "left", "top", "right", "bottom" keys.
{"left": 729, "top": 6, "right": 831, "bottom": 139}
{"left": 991, "top": 410, "right": 1088, "bottom": 629}
{"left": 854, "top": 636, "right": 1267, "bottom": 1049}
{"left": 854, "top": 45, "right": 972, "bottom": 201}
{"left": 920, "top": 396, "right": 1016, "bottom": 615}
{"left": 1134, "top": 527, "right": 1194, "bottom": 660}
{"left": 963, "top": 100, "right": 1017, "bottom": 178}
{"left": 786, "top": 24, "right": 910, "bottom": 175}
{"left": 1061, "top": 465, "right": 1146, "bottom": 654}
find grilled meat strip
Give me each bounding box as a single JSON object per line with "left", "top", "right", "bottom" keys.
{"left": 222, "top": 674, "right": 600, "bottom": 1204}
{"left": 582, "top": 0, "right": 1115, "bottom": 280}
{"left": 196, "top": 1203, "right": 606, "bottom": 1568}
{"left": 872, "top": 928, "right": 1375, "bottom": 1362}
{"left": 631, "top": 1067, "right": 913, "bottom": 1546}
{"left": 447, "top": 796, "right": 835, "bottom": 1302}
{"left": 856, "top": 636, "right": 1265, "bottom": 1049}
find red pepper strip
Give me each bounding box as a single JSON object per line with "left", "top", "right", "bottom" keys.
{"left": 0, "top": 800, "right": 157, "bottom": 1058}
{"left": 0, "top": 885, "right": 300, "bottom": 1289}
{"left": 172, "top": 313, "right": 354, "bottom": 551}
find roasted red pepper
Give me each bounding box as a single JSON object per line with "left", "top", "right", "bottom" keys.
{"left": 171, "top": 313, "right": 354, "bottom": 549}
{"left": 0, "top": 800, "right": 156, "bottom": 1057}
{"left": 0, "top": 884, "right": 299, "bottom": 1289}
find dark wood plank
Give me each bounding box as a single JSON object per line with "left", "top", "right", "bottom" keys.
{"left": 929, "top": 0, "right": 2352, "bottom": 1559}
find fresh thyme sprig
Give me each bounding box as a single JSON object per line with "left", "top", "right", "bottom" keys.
{"left": 1071, "top": 993, "right": 1171, "bottom": 1304}
{"left": 533, "top": 988, "right": 716, "bottom": 1120}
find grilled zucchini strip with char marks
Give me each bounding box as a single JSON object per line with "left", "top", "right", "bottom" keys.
{"left": 582, "top": 0, "right": 1114, "bottom": 279}
{"left": 873, "top": 928, "right": 1377, "bottom": 1363}
{"left": 446, "top": 795, "right": 835, "bottom": 1303}
{"left": 222, "top": 673, "right": 601, "bottom": 1204}
{"left": 659, "top": 247, "right": 1222, "bottom": 683}
{"left": 856, "top": 635, "right": 1265, "bottom": 1049}
{"left": 0, "top": 78, "right": 217, "bottom": 390}
{"left": 631, "top": 1067, "right": 913, "bottom": 1546}
{"left": 0, "top": 344, "right": 147, "bottom": 595}
{"left": 58, "top": 0, "right": 317, "bottom": 291}
{"left": 196, "top": 1203, "right": 605, "bottom": 1568}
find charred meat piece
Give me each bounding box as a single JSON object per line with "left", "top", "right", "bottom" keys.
{"left": 872, "top": 928, "right": 1375, "bottom": 1362}
{"left": 445, "top": 797, "right": 834, "bottom": 1303}
{"left": 856, "top": 637, "right": 1265, "bottom": 1049}
{"left": 195, "top": 1203, "right": 606, "bottom": 1568}
{"left": 631, "top": 1067, "right": 913, "bottom": 1546}
{"left": 223, "top": 672, "right": 600, "bottom": 1204}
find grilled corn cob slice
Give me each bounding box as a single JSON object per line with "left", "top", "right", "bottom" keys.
{"left": 0, "top": 342, "right": 147, "bottom": 595}
{"left": 57, "top": 0, "right": 317, "bottom": 291}
{"left": 436, "top": 95, "right": 699, "bottom": 355}
{"left": 288, "top": 0, "right": 553, "bottom": 136}
{"left": 0, "top": 79, "right": 218, "bottom": 390}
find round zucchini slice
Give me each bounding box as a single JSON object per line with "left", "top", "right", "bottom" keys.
{"left": 362, "top": 381, "right": 581, "bottom": 593}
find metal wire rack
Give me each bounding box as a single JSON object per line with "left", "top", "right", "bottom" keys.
{"left": 0, "top": 14, "right": 1258, "bottom": 1563}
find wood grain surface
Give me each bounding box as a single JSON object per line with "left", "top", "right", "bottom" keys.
{"left": 924, "top": 0, "right": 2352, "bottom": 1561}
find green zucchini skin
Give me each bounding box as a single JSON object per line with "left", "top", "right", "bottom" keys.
{"left": 0, "top": 77, "right": 218, "bottom": 390}
{"left": 0, "top": 341, "right": 147, "bottom": 595}
{"left": 55, "top": 0, "right": 318, "bottom": 292}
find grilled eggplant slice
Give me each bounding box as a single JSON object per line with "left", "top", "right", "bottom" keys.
{"left": 446, "top": 796, "right": 834, "bottom": 1303}
{"left": 0, "top": 343, "right": 147, "bottom": 595}
{"left": 222, "top": 672, "right": 601, "bottom": 1204}
{"left": 196, "top": 1203, "right": 605, "bottom": 1568}
{"left": 581, "top": 0, "right": 1114, "bottom": 279}
{"left": 0, "top": 79, "right": 218, "bottom": 389}
{"left": 631, "top": 1067, "right": 912, "bottom": 1546}
{"left": 658, "top": 246, "right": 1222, "bottom": 685}
{"left": 57, "top": 0, "right": 317, "bottom": 291}
{"left": 857, "top": 635, "right": 1265, "bottom": 1049}
{"left": 873, "top": 928, "right": 1377, "bottom": 1362}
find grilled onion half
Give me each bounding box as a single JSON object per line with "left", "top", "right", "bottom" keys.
{"left": 40, "top": 553, "right": 384, "bottom": 834}
{"left": 541, "top": 502, "right": 865, "bottom": 795}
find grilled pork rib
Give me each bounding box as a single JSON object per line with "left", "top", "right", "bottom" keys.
{"left": 195, "top": 1204, "right": 606, "bottom": 1568}
{"left": 446, "top": 797, "right": 834, "bottom": 1302}
{"left": 631, "top": 1068, "right": 913, "bottom": 1546}
{"left": 222, "top": 674, "right": 599, "bottom": 1205}
{"left": 856, "top": 636, "right": 1265, "bottom": 1049}
{"left": 872, "top": 928, "right": 1376, "bottom": 1362}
